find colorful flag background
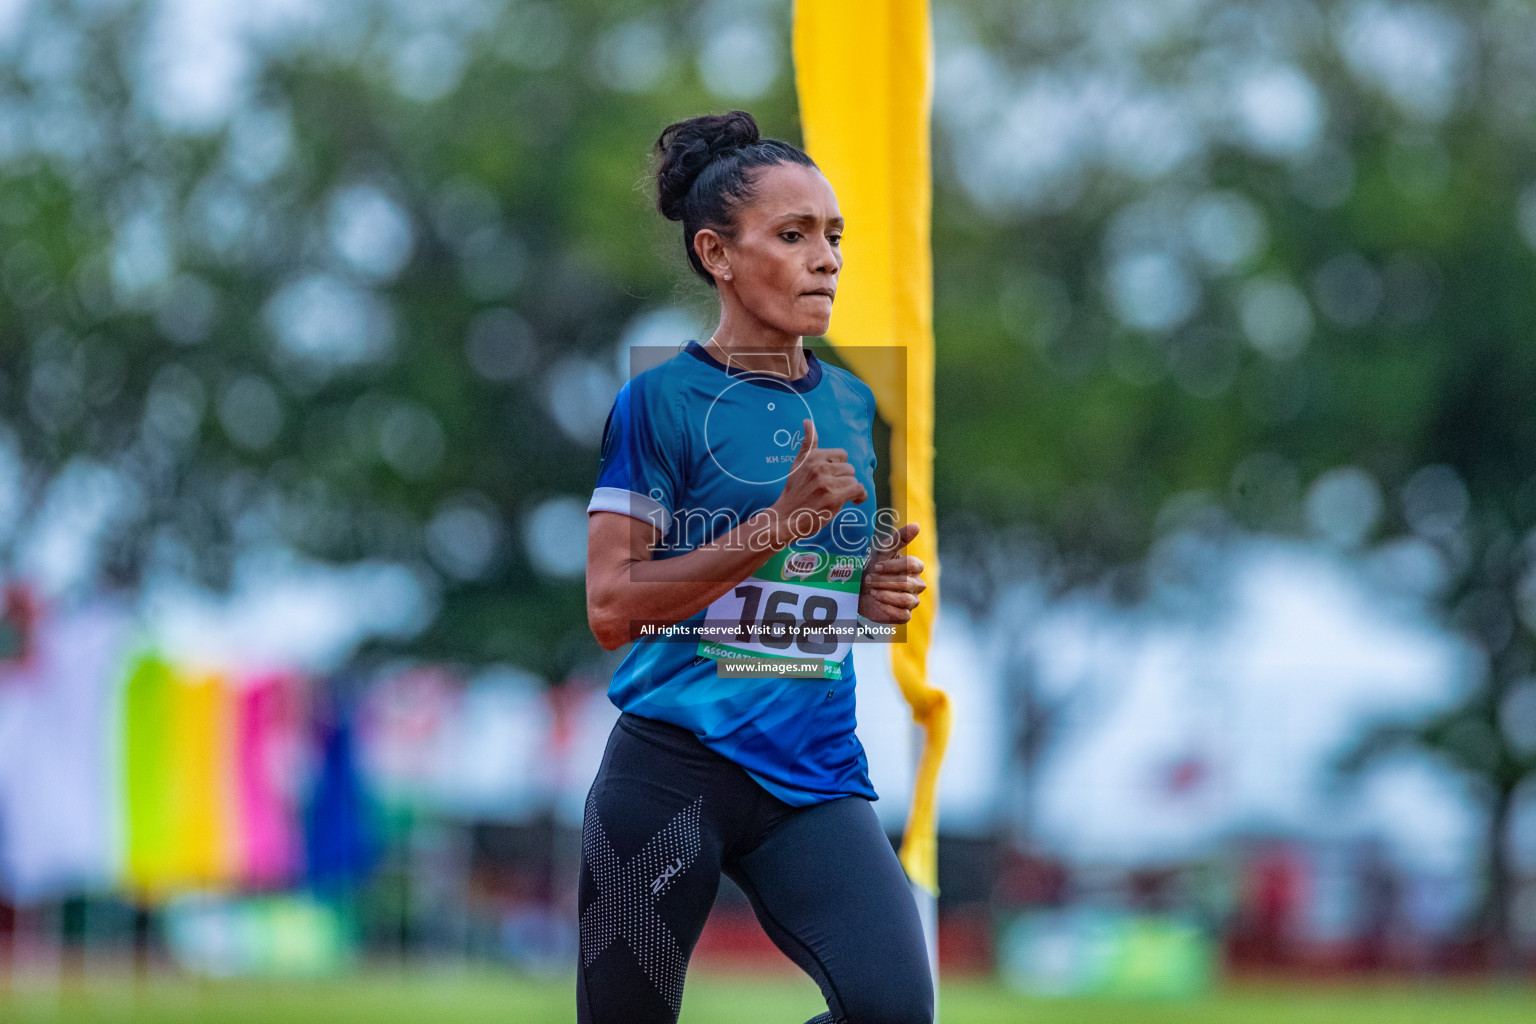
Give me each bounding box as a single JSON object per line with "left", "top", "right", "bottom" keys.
{"left": 123, "top": 655, "right": 304, "bottom": 898}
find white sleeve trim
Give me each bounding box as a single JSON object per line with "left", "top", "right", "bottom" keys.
{"left": 587, "top": 486, "right": 671, "bottom": 534}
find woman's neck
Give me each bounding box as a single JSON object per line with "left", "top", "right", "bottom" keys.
{"left": 707, "top": 306, "right": 808, "bottom": 379}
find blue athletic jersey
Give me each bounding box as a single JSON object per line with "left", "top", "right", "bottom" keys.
{"left": 586, "top": 340, "right": 880, "bottom": 806}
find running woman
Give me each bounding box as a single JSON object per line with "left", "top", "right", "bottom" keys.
{"left": 582, "top": 110, "right": 931, "bottom": 1024}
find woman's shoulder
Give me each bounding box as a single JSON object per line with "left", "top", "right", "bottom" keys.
{"left": 614, "top": 344, "right": 707, "bottom": 406}
{"left": 816, "top": 359, "right": 878, "bottom": 415}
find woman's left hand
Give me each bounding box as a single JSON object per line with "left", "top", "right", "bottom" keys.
{"left": 858, "top": 522, "right": 926, "bottom": 624}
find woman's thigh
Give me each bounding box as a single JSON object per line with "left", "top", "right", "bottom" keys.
{"left": 728, "top": 796, "right": 934, "bottom": 1024}
{"left": 577, "top": 718, "right": 733, "bottom": 1024}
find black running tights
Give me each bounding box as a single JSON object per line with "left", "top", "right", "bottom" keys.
{"left": 576, "top": 712, "right": 933, "bottom": 1024}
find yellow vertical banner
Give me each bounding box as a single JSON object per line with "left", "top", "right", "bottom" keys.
{"left": 793, "top": 0, "right": 950, "bottom": 894}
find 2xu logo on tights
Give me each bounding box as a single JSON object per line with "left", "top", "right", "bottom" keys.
{"left": 650, "top": 857, "right": 685, "bottom": 895}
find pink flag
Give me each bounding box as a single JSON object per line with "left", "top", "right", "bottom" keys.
{"left": 235, "top": 673, "right": 303, "bottom": 888}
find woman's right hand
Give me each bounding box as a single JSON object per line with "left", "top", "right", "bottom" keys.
{"left": 771, "top": 417, "right": 867, "bottom": 543}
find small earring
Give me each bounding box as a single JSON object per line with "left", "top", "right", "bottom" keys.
{"left": 723, "top": 272, "right": 732, "bottom": 281}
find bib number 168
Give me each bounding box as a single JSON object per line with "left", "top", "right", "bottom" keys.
{"left": 731, "top": 584, "right": 840, "bottom": 655}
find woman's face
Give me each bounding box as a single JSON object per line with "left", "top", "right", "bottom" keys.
{"left": 702, "top": 162, "right": 844, "bottom": 338}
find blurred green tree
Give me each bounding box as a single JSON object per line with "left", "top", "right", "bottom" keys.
{"left": 0, "top": 0, "right": 799, "bottom": 681}
{"left": 926, "top": 0, "right": 1536, "bottom": 963}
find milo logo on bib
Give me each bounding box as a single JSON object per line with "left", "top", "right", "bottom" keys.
{"left": 782, "top": 551, "right": 822, "bottom": 579}
{"left": 695, "top": 545, "right": 863, "bottom": 680}
{"left": 827, "top": 557, "right": 859, "bottom": 585}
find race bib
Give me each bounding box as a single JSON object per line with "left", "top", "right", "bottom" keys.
{"left": 695, "top": 546, "right": 863, "bottom": 680}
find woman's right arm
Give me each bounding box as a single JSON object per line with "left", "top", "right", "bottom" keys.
{"left": 586, "top": 417, "right": 864, "bottom": 651}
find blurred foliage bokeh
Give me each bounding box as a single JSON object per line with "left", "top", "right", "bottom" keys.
{"left": 4, "top": 0, "right": 1536, "bottom": 957}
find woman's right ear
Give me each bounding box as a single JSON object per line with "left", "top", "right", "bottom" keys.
{"left": 694, "top": 228, "right": 731, "bottom": 283}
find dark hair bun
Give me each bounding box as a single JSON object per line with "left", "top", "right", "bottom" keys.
{"left": 654, "top": 111, "right": 761, "bottom": 221}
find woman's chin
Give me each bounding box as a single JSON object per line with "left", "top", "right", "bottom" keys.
{"left": 796, "top": 313, "right": 834, "bottom": 337}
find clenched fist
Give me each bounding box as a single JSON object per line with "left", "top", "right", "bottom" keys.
{"left": 770, "top": 417, "right": 867, "bottom": 542}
